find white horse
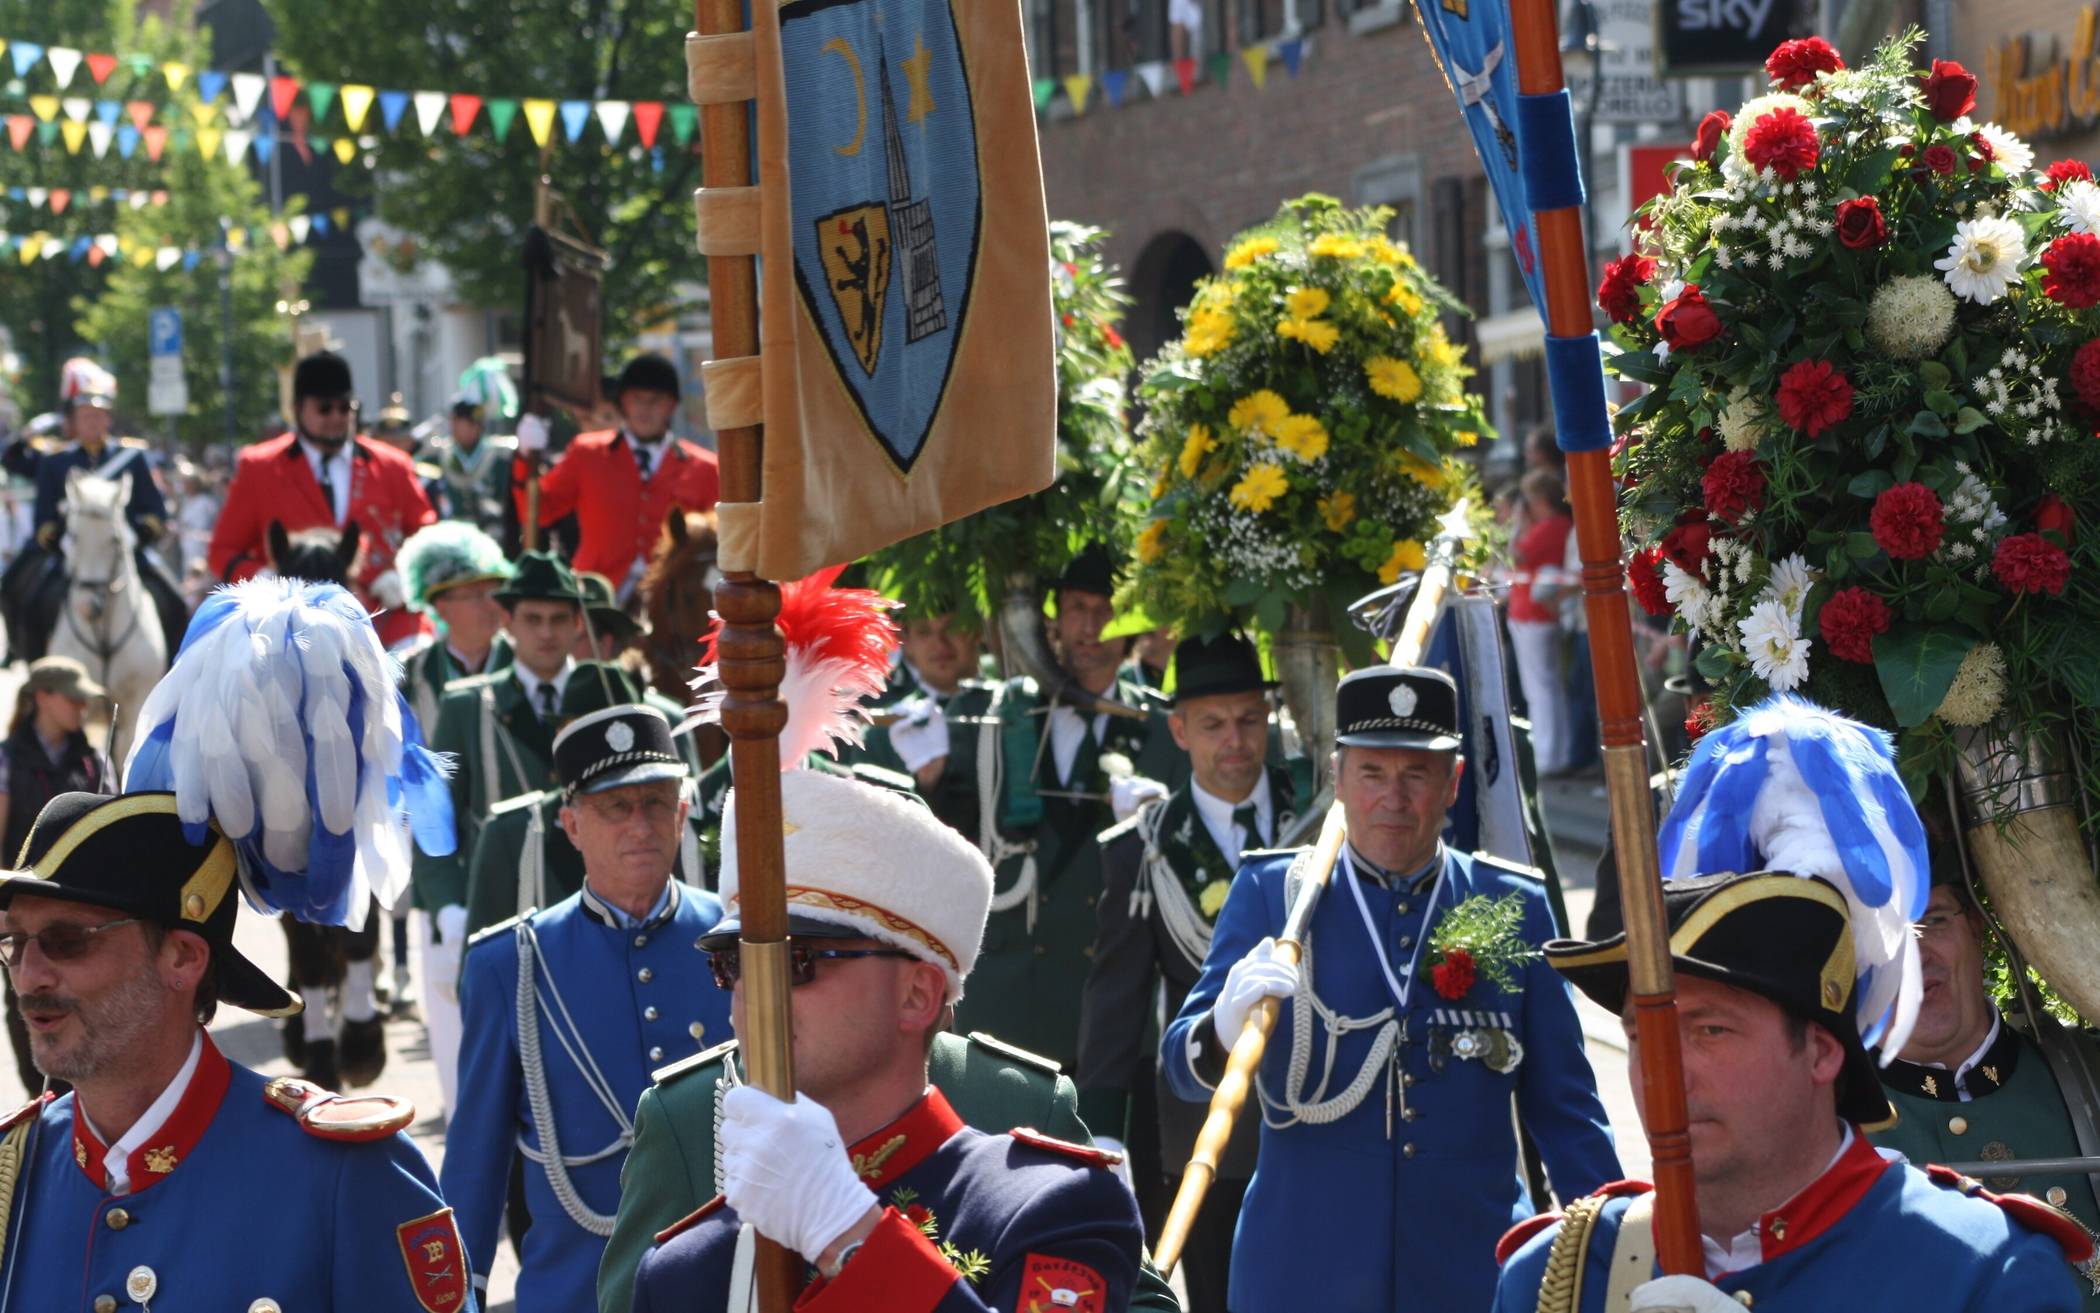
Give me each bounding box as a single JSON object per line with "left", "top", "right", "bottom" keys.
{"left": 50, "top": 470, "right": 167, "bottom": 765}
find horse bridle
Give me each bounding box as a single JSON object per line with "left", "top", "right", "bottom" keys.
{"left": 60, "top": 516, "right": 142, "bottom": 684}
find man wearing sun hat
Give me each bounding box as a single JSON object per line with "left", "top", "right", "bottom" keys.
{"left": 627, "top": 768, "right": 1147, "bottom": 1312}
{"left": 1161, "top": 664, "right": 1619, "bottom": 1313}
{"left": 443, "top": 699, "right": 728, "bottom": 1313}
{"left": 394, "top": 520, "right": 516, "bottom": 730}
{"left": 0, "top": 791, "right": 470, "bottom": 1311}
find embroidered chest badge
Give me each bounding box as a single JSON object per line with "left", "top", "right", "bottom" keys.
{"left": 1020, "top": 1253, "right": 1108, "bottom": 1312}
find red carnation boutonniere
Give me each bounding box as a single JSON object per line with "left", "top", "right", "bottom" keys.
{"left": 1420, "top": 893, "right": 1536, "bottom": 1001}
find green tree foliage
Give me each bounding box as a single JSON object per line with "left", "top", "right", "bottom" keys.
{"left": 263, "top": 0, "right": 699, "bottom": 336}
{"left": 1, "top": 0, "right": 311, "bottom": 444}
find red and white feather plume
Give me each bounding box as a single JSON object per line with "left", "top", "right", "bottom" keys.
{"left": 684, "top": 565, "right": 900, "bottom": 767}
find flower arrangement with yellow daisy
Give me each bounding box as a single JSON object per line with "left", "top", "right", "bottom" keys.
{"left": 1122, "top": 195, "right": 1489, "bottom": 650}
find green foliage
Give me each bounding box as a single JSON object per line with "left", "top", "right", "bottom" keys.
{"left": 263, "top": 0, "right": 699, "bottom": 339}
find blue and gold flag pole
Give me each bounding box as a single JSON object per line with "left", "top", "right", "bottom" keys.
{"left": 1411, "top": 0, "right": 1701, "bottom": 1271}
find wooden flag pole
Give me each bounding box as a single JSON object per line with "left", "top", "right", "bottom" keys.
{"left": 692, "top": 0, "right": 800, "bottom": 1306}
{"left": 1506, "top": 0, "right": 1701, "bottom": 1274}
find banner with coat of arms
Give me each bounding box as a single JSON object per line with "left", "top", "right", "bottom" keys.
{"left": 738, "top": 0, "right": 1056, "bottom": 581}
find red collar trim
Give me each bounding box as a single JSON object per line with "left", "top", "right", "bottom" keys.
{"left": 71, "top": 1034, "right": 231, "bottom": 1195}
{"left": 1759, "top": 1129, "right": 1890, "bottom": 1263}
{"left": 846, "top": 1088, "right": 966, "bottom": 1192}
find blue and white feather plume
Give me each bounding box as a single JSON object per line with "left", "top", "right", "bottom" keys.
{"left": 1656, "top": 695, "right": 1930, "bottom": 1060}
{"left": 122, "top": 578, "right": 455, "bottom": 930}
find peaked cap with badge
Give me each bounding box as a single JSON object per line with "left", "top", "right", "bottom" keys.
{"left": 1334, "top": 665, "right": 1463, "bottom": 753}
{"left": 553, "top": 703, "right": 688, "bottom": 797}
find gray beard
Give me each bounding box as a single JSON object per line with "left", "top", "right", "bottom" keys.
{"left": 26, "top": 964, "right": 176, "bottom": 1085}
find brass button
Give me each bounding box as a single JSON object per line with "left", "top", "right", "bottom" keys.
{"left": 93, "top": 1297, "right": 117, "bottom": 1313}
{"left": 638, "top": 967, "right": 654, "bottom": 983}
{"left": 1733, "top": 1295, "right": 1753, "bottom": 1308}
{"left": 689, "top": 1021, "right": 706, "bottom": 1039}
{"left": 634, "top": 934, "right": 648, "bottom": 948}
{"left": 2049, "top": 1186, "right": 2070, "bottom": 1207}
{"left": 1402, "top": 1107, "right": 1417, "bottom": 1122}
{"left": 649, "top": 1046, "right": 664, "bottom": 1061}
{"left": 1397, "top": 902, "right": 1410, "bottom": 916}
{"left": 1402, "top": 1142, "right": 1416, "bottom": 1158}
{"left": 1949, "top": 1116, "right": 1970, "bottom": 1135}
{"left": 252, "top": 1301, "right": 284, "bottom": 1313}
{"left": 183, "top": 893, "right": 205, "bottom": 919}
{"left": 104, "top": 1206, "right": 130, "bottom": 1230}
{"left": 644, "top": 1006, "right": 660, "bottom": 1021}
{"left": 1402, "top": 1073, "right": 1414, "bottom": 1088}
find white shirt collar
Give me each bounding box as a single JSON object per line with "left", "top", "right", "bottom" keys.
{"left": 513, "top": 659, "right": 575, "bottom": 710}
{"left": 1700, "top": 1123, "right": 1854, "bottom": 1278}
{"left": 86, "top": 1029, "right": 203, "bottom": 1196}
{"left": 1190, "top": 772, "right": 1273, "bottom": 860}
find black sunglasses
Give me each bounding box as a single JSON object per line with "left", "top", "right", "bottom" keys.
{"left": 708, "top": 943, "right": 916, "bottom": 990}
{"left": 0, "top": 917, "right": 141, "bottom": 968}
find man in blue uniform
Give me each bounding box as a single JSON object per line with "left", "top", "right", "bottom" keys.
{"left": 1495, "top": 869, "right": 2091, "bottom": 1313}
{"left": 1162, "top": 665, "right": 1619, "bottom": 1313}
{"left": 631, "top": 767, "right": 1145, "bottom": 1311}
{"left": 442, "top": 700, "right": 730, "bottom": 1313}
{"left": 0, "top": 790, "right": 471, "bottom": 1311}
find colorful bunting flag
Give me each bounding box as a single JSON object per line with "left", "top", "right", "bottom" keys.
{"left": 161, "top": 62, "right": 188, "bottom": 92}
{"left": 125, "top": 101, "right": 153, "bottom": 132}
{"left": 522, "top": 98, "right": 555, "bottom": 147}
{"left": 195, "top": 126, "right": 222, "bottom": 161}
{"left": 666, "top": 102, "right": 696, "bottom": 147}
{"left": 252, "top": 131, "right": 274, "bottom": 165}
{"left": 1207, "top": 51, "right": 1231, "bottom": 87}
{"left": 0, "top": 118, "right": 23, "bottom": 151}
{"left": 268, "top": 74, "right": 300, "bottom": 120}
{"left": 1063, "top": 73, "right": 1092, "bottom": 114}
{"left": 1173, "top": 57, "right": 1197, "bottom": 95}
{"left": 142, "top": 124, "right": 166, "bottom": 161}
{"left": 93, "top": 100, "right": 119, "bottom": 126}
{"left": 1032, "top": 78, "right": 1055, "bottom": 111}
{"left": 48, "top": 189, "right": 69, "bottom": 215}
{"left": 449, "top": 93, "right": 481, "bottom": 136}
{"left": 87, "top": 120, "right": 111, "bottom": 158}
{"left": 59, "top": 121, "right": 85, "bottom": 154}
{"left": 189, "top": 100, "right": 219, "bottom": 129}
{"left": 558, "top": 99, "right": 589, "bottom": 143}
{"left": 28, "top": 96, "right": 58, "bottom": 124}
{"left": 1135, "top": 62, "right": 1167, "bottom": 99}
{"left": 231, "top": 72, "right": 266, "bottom": 121}
{"left": 46, "top": 47, "right": 81, "bottom": 88}
{"left": 631, "top": 100, "right": 662, "bottom": 148}
{"left": 115, "top": 123, "right": 137, "bottom": 159}
{"left": 1100, "top": 69, "right": 1127, "bottom": 107}
{"left": 85, "top": 52, "right": 117, "bottom": 85}
{"left": 593, "top": 99, "right": 628, "bottom": 146}
{"left": 378, "top": 90, "right": 409, "bottom": 132}
{"left": 487, "top": 98, "right": 518, "bottom": 142}
{"left": 195, "top": 69, "right": 227, "bottom": 104}
{"left": 332, "top": 136, "right": 356, "bottom": 165}
{"left": 307, "top": 81, "right": 337, "bottom": 124}
{"left": 1279, "top": 38, "right": 1305, "bottom": 77}
{"left": 289, "top": 214, "right": 310, "bottom": 243}
{"left": 412, "top": 90, "right": 446, "bottom": 136}
{"left": 60, "top": 98, "right": 89, "bottom": 124}
{"left": 10, "top": 43, "right": 43, "bottom": 79}
{"left": 340, "top": 84, "right": 374, "bottom": 132}
{"left": 156, "top": 247, "right": 181, "bottom": 271}
{"left": 1243, "top": 45, "right": 1269, "bottom": 89}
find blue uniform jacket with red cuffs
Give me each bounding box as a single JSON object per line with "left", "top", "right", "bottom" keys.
{"left": 1493, "top": 1132, "right": 2092, "bottom": 1312}
{"left": 0, "top": 1033, "right": 473, "bottom": 1312}
{"left": 630, "top": 1086, "right": 1143, "bottom": 1313}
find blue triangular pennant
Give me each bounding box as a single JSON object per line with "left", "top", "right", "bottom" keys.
{"left": 1280, "top": 39, "right": 1305, "bottom": 77}
{"left": 94, "top": 100, "right": 121, "bottom": 127}
{"left": 559, "top": 100, "right": 591, "bottom": 143}
{"left": 196, "top": 70, "right": 228, "bottom": 104}
{"left": 312, "top": 212, "right": 331, "bottom": 237}
{"left": 9, "top": 44, "right": 44, "bottom": 78}
{"left": 182, "top": 251, "right": 202, "bottom": 272}
{"left": 378, "top": 90, "right": 410, "bottom": 132}
{"left": 69, "top": 236, "right": 90, "bottom": 262}
{"left": 1100, "top": 69, "right": 1128, "bottom": 107}
{"left": 116, "top": 124, "right": 139, "bottom": 159}
{"left": 252, "top": 132, "right": 273, "bottom": 164}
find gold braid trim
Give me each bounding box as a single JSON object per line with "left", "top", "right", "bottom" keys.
{"left": 0, "top": 1116, "right": 33, "bottom": 1271}
{"left": 1535, "top": 1195, "right": 1608, "bottom": 1313}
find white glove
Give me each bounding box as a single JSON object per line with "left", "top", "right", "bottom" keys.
{"left": 515, "top": 414, "right": 549, "bottom": 454}
{"left": 425, "top": 904, "right": 468, "bottom": 1005}
{"left": 719, "top": 1087, "right": 879, "bottom": 1263}
{"left": 1091, "top": 1135, "right": 1136, "bottom": 1194}
{"left": 1630, "top": 1275, "right": 1744, "bottom": 1313}
{"left": 1109, "top": 774, "right": 1169, "bottom": 822}
{"left": 886, "top": 696, "right": 951, "bottom": 775}
{"left": 1212, "top": 936, "right": 1299, "bottom": 1050}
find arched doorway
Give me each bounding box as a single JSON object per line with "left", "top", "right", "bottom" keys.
{"left": 1125, "top": 230, "right": 1215, "bottom": 369}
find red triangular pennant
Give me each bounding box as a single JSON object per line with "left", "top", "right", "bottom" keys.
{"left": 126, "top": 101, "right": 154, "bottom": 132}
{"left": 87, "top": 245, "right": 106, "bottom": 268}
{"left": 448, "top": 93, "right": 482, "bottom": 136}
{"left": 142, "top": 124, "right": 167, "bottom": 161}
{"left": 1174, "top": 57, "right": 1197, "bottom": 95}
{"left": 49, "top": 190, "right": 71, "bottom": 216}
{"left": 5, "top": 116, "right": 30, "bottom": 150}
{"left": 85, "top": 53, "right": 118, "bottom": 85}
{"left": 270, "top": 75, "right": 300, "bottom": 121}
{"left": 632, "top": 100, "right": 664, "bottom": 149}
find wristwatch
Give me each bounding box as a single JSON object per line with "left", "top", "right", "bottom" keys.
{"left": 821, "top": 1239, "right": 865, "bottom": 1281}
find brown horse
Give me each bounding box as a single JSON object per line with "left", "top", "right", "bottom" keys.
{"left": 640, "top": 507, "right": 725, "bottom": 765}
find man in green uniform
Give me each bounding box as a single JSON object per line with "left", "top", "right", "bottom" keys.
{"left": 1870, "top": 870, "right": 2100, "bottom": 1301}
{"left": 394, "top": 521, "right": 515, "bottom": 734}
{"left": 857, "top": 609, "right": 1008, "bottom": 848}
{"left": 1078, "top": 633, "right": 1301, "bottom": 1312}
{"left": 413, "top": 548, "right": 584, "bottom": 1118}
{"left": 428, "top": 393, "right": 518, "bottom": 535}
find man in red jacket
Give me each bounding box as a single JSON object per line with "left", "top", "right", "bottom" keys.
{"left": 209, "top": 353, "right": 437, "bottom": 643}
{"left": 512, "top": 354, "right": 719, "bottom": 598}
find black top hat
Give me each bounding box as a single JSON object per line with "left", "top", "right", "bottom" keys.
{"left": 0, "top": 793, "right": 299, "bottom": 1017}
{"left": 615, "top": 354, "right": 682, "bottom": 402}
{"left": 554, "top": 704, "right": 688, "bottom": 796}
{"left": 1051, "top": 544, "right": 1118, "bottom": 599}
{"left": 293, "top": 351, "right": 354, "bottom": 404}
{"left": 1547, "top": 870, "right": 1892, "bottom": 1127}
{"left": 578, "top": 572, "right": 643, "bottom": 641}
{"left": 1334, "top": 666, "right": 1462, "bottom": 752}
{"left": 494, "top": 550, "right": 584, "bottom": 607}
{"left": 1171, "top": 633, "right": 1272, "bottom": 705}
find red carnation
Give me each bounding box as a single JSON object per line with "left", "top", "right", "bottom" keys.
{"left": 1921, "top": 59, "right": 1978, "bottom": 121}
{"left": 1597, "top": 252, "right": 1656, "bottom": 324}
{"left": 1655, "top": 283, "right": 1724, "bottom": 350}
{"left": 1662, "top": 518, "right": 1714, "bottom": 573}
{"left": 1995, "top": 533, "right": 2073, "bottom": 595}
{"left": 2074, "top": 339, "right": 2100, "bottom": 411}
{"left": 904, "top": 1203, "right": 934, "bottom": 1229}
{"left": 2044, "top": 159, "right": 2096, "bottom": 192}
{"left": 1972, "top": 131, "right": 1996, "bottom": 166}
{"left": 1686, "top": 698, "right": 1718, "bottom": 743}
{"left": 1775, "top": 358, "right": 1854, "bottom": 436}
{"left": 2043, "top": 233, "right": 2100, "bottom": 308}
{"left": 1819, "top": 586, "right": 1891, "bottom": 664}
{"left": 1921, "top": 143, "right": 1959, "bottom": 177}
{"left": 1702, "top": 450, "right": 1768, "bottom": 524}
{"left": 1692, "top": 109, "right": 1733, "bottom": 164}
{"left": 1870, "top": 482, "right": 1946, "bottom": 560}
{"left": 1628, "top": 546, "right": 1670, "bottom": 616}
{"left": 1431, "top": 948, "right": 1478, "bottom": 1000}
{"left": 1102, "top": 323, "right": 1125, "bottom": 351}
{"left": 1743, "top": 107, "right": 1821, "bottom": 180}
{"left": 1765, "top": 36, "right": 1844, "bottom": 90}
{"left": 1834, "top": 197, "right": 1888, "bottom": 249}
{"left": 2037, "top": 494, "right": 2077, "bottom": 546}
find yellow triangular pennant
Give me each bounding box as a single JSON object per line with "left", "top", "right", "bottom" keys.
{"left": 1062, "top": 74, "right": 1092, "bottom": 115}
{"left": 130, "top": 241, "right": 155, "bottom": 268}
{"left": 189, "top": 99, "right": 218, "bottom": 129}
{"left": 1243, "top": 46, "right": 1270, "bottom": 89}
{"left": 17, "top": 236, "right": 42, "bottom": 265}
{"left": 332, "top": 137, "right": 356, "bottom": 165}
{"left": 340, "top": 84, "right": 375, "bottom": 133}
{"left": 59, "top": 121, "right": 87, "bottom": 154}
{"left": 162, "top": 62, "right": 189, "bottom": 92}
{"left": 195, "top": 126, "right": 222, "bottom": 160}
{"left": 522, "top": 98, "right": 556, "bottom": 147}
{"left": 28, "top": 95, "right": 59, "bottom": 123}
{"left": 331, "top": 206, "right": 350, "bottom": 230}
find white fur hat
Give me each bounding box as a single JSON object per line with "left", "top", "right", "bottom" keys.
{"left": 717, "top": 770, "right": 993, "bottom": 1001}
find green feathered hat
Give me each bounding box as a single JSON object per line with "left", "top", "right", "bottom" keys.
{"left": 396, "top": 522, "right": 512, "bottom": 612}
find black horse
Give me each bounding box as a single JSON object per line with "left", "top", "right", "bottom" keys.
{"left": 266, "top": 518, "right": 391, "bottom": 1090}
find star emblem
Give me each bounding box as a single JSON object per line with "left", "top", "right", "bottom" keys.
{"left": 901, "top": 33, "right": 937, "bottom": 124}
{"left": 1388, "top": 684, "right": 1418, "bottom": 718}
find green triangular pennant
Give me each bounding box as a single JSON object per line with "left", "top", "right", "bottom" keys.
{"left": 667, "top": 102, "right": 697, "bottom": 147}
{"left": 35, "top": 120, "right": 57, "bottom": 146}
{"left": 1207, "top": 51, "right": 1231, "bottom": 87}
{"left": 487, "top": 98, "right": 518, "bottom": 143}
{"left": 1032, "top": 78, "right": 1055, "bottom": 111}
{"left": 309, "top": 132, "right": 330, "bottom": 153}
{"left": 306, "top": 81, "right": 337, "bottom": 125}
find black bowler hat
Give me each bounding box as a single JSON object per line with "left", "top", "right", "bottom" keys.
{"left": 1051, "top": 544, "right": 1117, "bottom": 599}
{"left": 615, "top": 353, "right": 681, "bottom": 402}
{"left": 293, "top": 351, "right": 354, "bottom": 404}
{"left": 0, "top": 793, "right": 299, "bottom": 1017}
{"left": 1171, "top": 633, "right": 1272, "bottom": 705}
{"left": 495, "top": 550, "right": 585, "bottom": 607}
{"left": 1547, "top": 870, "right": 1893, "bottom": 1127}
{"left": 1334, "top": 665, "right": 1461, "bottom": 752}
{"left": 554, "top": 704, "right": 688, "bottom": 796}
{"left": 557, "top": 660, "right": 647, "bottom": 720}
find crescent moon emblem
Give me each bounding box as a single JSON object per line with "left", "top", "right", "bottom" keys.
{"left": 822, "top": 37, "right": 867, "bottom": 157}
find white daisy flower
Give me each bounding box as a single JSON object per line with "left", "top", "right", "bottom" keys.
{"left": 1738, "top": 599, "right": 1811, "bottom": 691}
{"left": 2057, "top": 180, "right": 2100, "bottom": 235}
{"left": 1935, "top": 216, "right": 2028, "bottom": 304}
{"left": 1763, "top": 553, "right": 1817, "bottom": 620}
{"left": 1977, "top": 123, "right": 2035, "bottom": 176}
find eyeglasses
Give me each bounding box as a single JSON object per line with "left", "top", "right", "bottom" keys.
{"left": 707, "top": 943, "right": 916, "bottom": 991}
{"left": 0, "top": 917, "right": 141, "bottom": 968}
